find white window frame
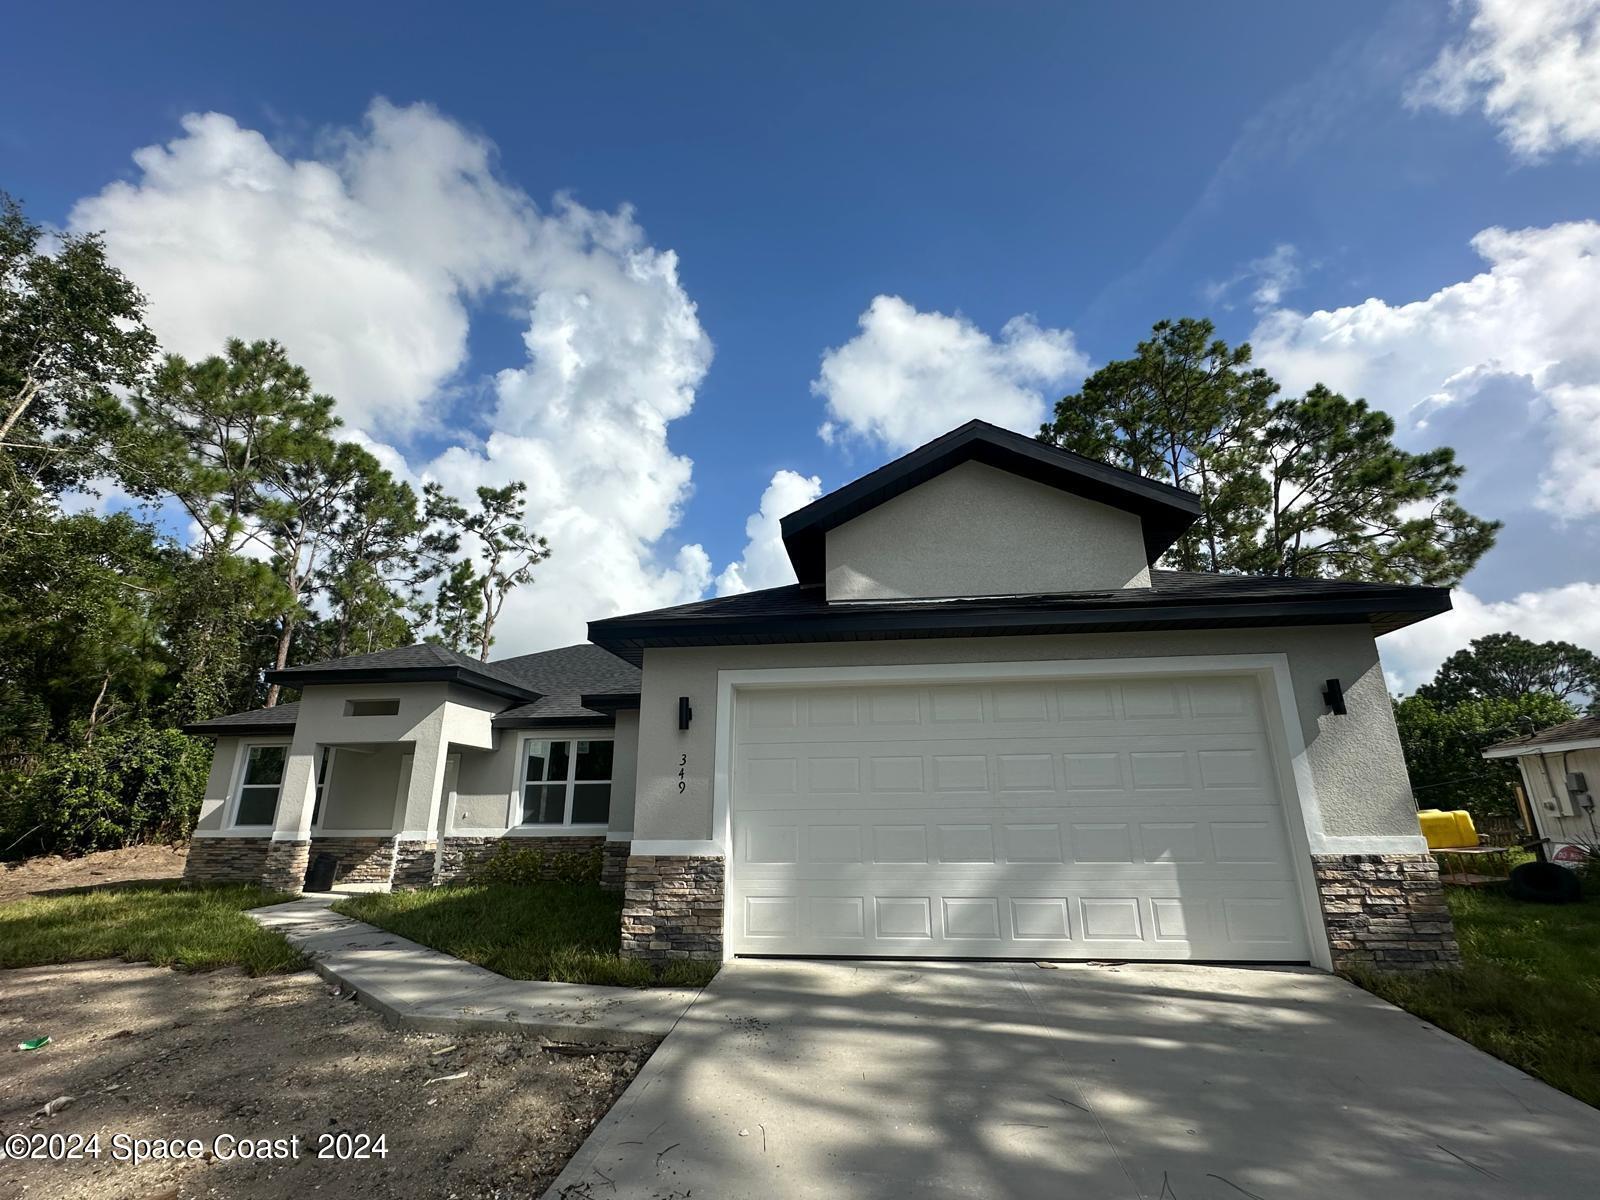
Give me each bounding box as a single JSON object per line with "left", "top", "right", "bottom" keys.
{"left": 228, "top": 739, "right": 293, "bottom": 831}
{"left": 510, "top": 732, "right": 613, "bottom": 833}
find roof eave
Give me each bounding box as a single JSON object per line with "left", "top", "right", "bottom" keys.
{"left": 1483, "top": 737, "right": 1600, "bottom": 759}
{"left": 590, "top": 591, "right": 1451, "bottom": 665}
{"left": 182, "top": 721, "right": 296, "bottom": 737}
{"left": 262, "top": 665, "right": 539, "bottom": 703}
{"left": 578, "top": 691, "right": 643, "bottom": 712}
{"left": 492, "top": 713, "right": 616, "bottom": 729}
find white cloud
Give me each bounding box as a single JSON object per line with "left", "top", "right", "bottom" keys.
{"left": 1381, "top": 582, "right": 1600, "bottom": 693}
{"left": 812, "top": 295, "right": 1086, "bottom": 453}
{"left": 1408, "top": 0, "right": 1600, "bottom": 159}
{"left": 714, "top": 469, "right": 824, "bottom": 596}
{"left": 1205, "top": 243, "right": 1303, "bottom": 311}
{"left": 71, "top": 99, "right": 725, "bottom": 652}
{"left": 1250, "top": 220, "right": 1600, "bottom": 519}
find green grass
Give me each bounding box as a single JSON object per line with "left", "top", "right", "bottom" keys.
{"left": 334, "top": 882, "right": 720, "bottom": 988}
{"left": 1354, "top": 885, "right": 1600, "bottom": 1108}
{"left": 0, "top": 883, "right": 302, "bottom": 975}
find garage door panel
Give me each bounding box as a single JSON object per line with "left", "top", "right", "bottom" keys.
{"left": 738, "top": 806, "right": 1294, "bottom": 871}
{"left": 733, "top": 878, "right": 1306, "bottom": 959}
{"left": 730, "top": 677, "right": 1310, "bottom": 962}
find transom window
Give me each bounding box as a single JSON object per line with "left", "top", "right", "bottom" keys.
{"left": 235, "top": 744, "right": 288, "bottom": 827}
{"left": 520, "top": 738, "right": 612, "bottom": 826}
{"left": 345, "top": 698, "right": 400, "bottom": 716}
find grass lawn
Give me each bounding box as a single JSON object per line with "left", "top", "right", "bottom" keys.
{"left": 0, "top": 883, "right": 301, "bottom": 975}
{"left": 334, "top": 882, "right": 720, "bottom": 988}
{"left": 1355, "top": 884, "right": 1600, "bottom": 1108}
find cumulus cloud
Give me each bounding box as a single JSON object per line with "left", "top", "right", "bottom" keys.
{"left": 1408, "top": 0, "right": 1600, "bottom": 159}
{"left": 1251, "top": 220, "right": 1600, "bottom": 519}
{"left": 1380, "top": 582, "right": 1600, "bottom": 693}
{"left": 71, "top": 100, "right": 725, "bottom": 651}
{"left": 812, "top": 295, "right": 1086, "bottom": 453}
{"left": 714, "top": 469, "right": 824, "bottom": 596}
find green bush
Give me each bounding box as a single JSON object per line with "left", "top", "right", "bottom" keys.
{"left": 11, "top": 721, "right": 210, "bottom": 856}
{"left": 470, "top": 841, "right": 603, "bottom": 885}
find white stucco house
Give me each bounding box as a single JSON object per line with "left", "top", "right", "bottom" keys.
{"left": 1482, "top": 716, "right": 1600, "bottom": 864}
{"left": 186, "top": 420, "right": 1459, "bottom": 972}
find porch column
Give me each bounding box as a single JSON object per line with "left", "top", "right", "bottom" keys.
{"left": 393, "top": 705, "right": 450, "bottom": 888}
{"left": 263, "top": 728, "right": 318, "bottom": 892}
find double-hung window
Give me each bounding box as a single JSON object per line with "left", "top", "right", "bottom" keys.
{"left": 520, "top": 738, "right": 613, "bottom": 827}
{"left": 235, "top": 744, "right": 288, "bottom": 827}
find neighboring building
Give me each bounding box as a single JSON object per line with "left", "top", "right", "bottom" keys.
{"left": 1482, "top": 716, "right": 1600, "bottom": 864}
{"left": 186, "top": 420, "right": 1460, "bottom": 972}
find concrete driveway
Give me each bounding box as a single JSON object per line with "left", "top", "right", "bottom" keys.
{"left": 545, "top": 958, "right": 1600, "bottom": 1199}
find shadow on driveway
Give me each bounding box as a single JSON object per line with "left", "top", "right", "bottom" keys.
{"left": 546, "top": 958, "right": 1600, "bottom": 1199}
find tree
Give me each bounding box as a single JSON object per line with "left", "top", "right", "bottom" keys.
{"left": 133, "top": 340, "right": 404, "bottom": 705}
{"left": 1417, "top": 632, "right": 1600, "bottom": 711}
{"left": 426, "top": 560, "right": 486, "bottom": 656}
{"left": 1394, "top": 692, "right": 1577, "bottom": 819}
{"left": 1039, "top": 318, "right": 1275, "bottom": 572}
{"left": 421, "top": 482, "right": 550, "bottom": 660}
{"left": 0, "top": 192, "right": 155, "bottom": 501}
{"left": 314, "top": 470, "right": 435, "bottom": 658}
{"left": 1245, "top": 386, "right": 1499, "bottom": 584}
{"left": 1039, "top": 318, "right": 1498, "bottom": 586}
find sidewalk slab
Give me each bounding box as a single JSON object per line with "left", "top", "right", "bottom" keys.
{"left": 249, "top": 895, "right": 700, "bottom": 1044}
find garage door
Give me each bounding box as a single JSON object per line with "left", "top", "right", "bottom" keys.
{"left": 728, "top": 675, "right": 1311, "bottom": 961}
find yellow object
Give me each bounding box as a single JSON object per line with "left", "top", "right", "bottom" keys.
{"left": 1417, "top": 808, "right": 1477, "bottom": 849}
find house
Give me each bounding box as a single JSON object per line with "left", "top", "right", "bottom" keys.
{"left": 185, "top": 419, "right": 1460, "bottom": 972}
{"left": 1482, "top": 715, "right": 1600, "bottom": 864}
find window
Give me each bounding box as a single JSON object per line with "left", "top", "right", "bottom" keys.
{"left": 235, "top": 745, "right": 288, "bottom": 827}
{"left": 345, "top": 698, "right": 400, "bottom": 717}
{"left": 520, "top": 738, "right": 613, "bottom": 826}
{"left": 310, "top": 747, "right": 334, "bottom": 827}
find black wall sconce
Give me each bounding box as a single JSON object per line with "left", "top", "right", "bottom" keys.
{"left": 677, "top": 696, "right": 693, "bottom": 730}
{"left": 1322, "top": 678, "right": 1347, "bottom": 715}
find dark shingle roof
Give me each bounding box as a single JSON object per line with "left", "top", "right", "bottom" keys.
{"left": 1483, "top": 715, "right": 1600, "bottom": 756}
{"left": 201, "top": 644, "right": 641, "bottom": 734}
{"left": 589, "top": 570, "right": 1452, "bottom": 665}
{"left": 490, "top": 645, "right": 641, "bottom": 727}
{"left": 185, "top": 702, "right": 300, "bottom": 736}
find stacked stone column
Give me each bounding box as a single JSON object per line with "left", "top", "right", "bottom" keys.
{"left": 1312, "top": 853, "right": 1460, "bottom": 972}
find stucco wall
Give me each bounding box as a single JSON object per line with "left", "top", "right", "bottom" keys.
{"left": 631, "top": 625, "right": 1417, "bottom": 846}
{"left": 824, "top": 461, "right": 1152, "bottom": 601}
{"left": 610, "top": 709, "right": 640, "bottom": 835}
{"left": 192, "top": 736, "right": 247, "bottom": 834}
{"left": 318, "top": 744, "right": 406, "bottom": 832}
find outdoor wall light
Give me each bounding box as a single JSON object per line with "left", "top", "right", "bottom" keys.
{"left": 678, "top": 696, "right": 693, "bottom": 730}
{"left": 1322, "top": 678, "right": 1347, "bottom": 716}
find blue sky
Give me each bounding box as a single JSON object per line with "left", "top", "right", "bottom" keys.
{"left": 5, "top": 1, "right": 1600, "bottom": 685}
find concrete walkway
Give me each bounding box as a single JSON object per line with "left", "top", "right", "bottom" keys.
{"left": 249, "top": 895, "right": 700, "bottom": 1045}
{"left": 546, "top": 957, "right": 1600, "bottom": 1199}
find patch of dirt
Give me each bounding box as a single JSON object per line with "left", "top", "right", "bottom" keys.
{"left": 0, "top": 845, "right": 189, "bottom": 904}
{"left": 0, "top": 961, "right": 649, "bottom": 1199}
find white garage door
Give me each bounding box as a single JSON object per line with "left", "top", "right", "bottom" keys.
{"left": 728, "top": 674, "right": 1312, "bottom": 961}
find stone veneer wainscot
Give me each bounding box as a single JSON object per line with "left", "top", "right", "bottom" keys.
{"left": 1312, "top": 853, "right": 1461, "bottom": 972}
{"left": 620, "top": 855, "right": 725, "bottom": 961}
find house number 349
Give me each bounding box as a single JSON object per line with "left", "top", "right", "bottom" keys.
{"left": 677, "top": 754, "right": 687, "bottom": 794}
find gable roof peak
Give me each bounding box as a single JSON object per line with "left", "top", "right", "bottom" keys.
{"left": 779, "top": 419, "right": 1202, "bottom": 585}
